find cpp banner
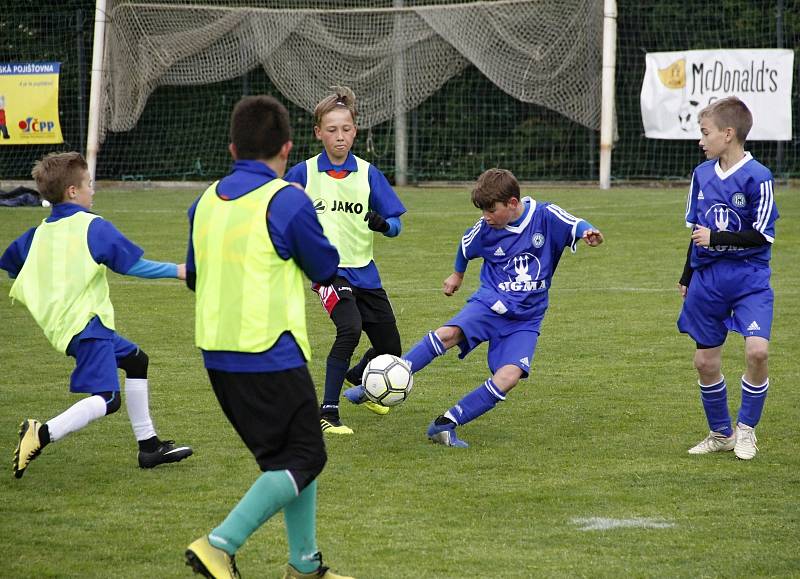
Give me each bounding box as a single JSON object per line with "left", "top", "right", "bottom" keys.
{"left": 0, "top": 61, "right": 64, "bottom": 145}
{"left": 640, "top": 49, "right": 794, "bottom": 140}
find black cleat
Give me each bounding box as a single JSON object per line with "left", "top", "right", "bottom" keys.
{"left": 138, "top": 440, "right": 193, "bottom": 468}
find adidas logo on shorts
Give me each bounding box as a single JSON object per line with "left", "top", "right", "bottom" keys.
{"left": 746, "top": 320, "right": 761, "bottom": 332}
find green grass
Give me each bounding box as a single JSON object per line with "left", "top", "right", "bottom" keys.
{"left": 1, "top": 186, "right": 798, "bottom": 578}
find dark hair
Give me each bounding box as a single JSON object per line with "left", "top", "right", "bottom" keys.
{"left": 31, "top": 151, "right": 88, "bottom": 204}
{"left": 471, "top": 168, "right": 521, "bottom": 210}
{"left": 314, "top": 86, "right": 357, "bottom": 127}
{"left": 698, "top": 96, "right": 753, "bottom": 144}
{"left": 229, "top": 95, "right": 291, "bottom": 160}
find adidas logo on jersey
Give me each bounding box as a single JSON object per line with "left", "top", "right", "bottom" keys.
{"left": 698, "top": 191, "right": 705, "bottom": 200}
{"left": 493, "top": 247, "right": 505, "bottom": 256}
{"left": 747, "top": 321, "right": 761, "bottom": 332}
{"left": 519, "top": 357, "right": 530, "bottom": 367}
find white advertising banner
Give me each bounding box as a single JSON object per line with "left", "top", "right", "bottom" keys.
{"left": 641, "top": 49, "right": 794, "bottom": 140}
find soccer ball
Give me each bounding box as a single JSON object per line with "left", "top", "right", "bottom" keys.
{"left": 362, "top": 354, "right": 413, "bottom": 407}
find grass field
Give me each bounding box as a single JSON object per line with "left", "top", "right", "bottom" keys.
{"left": 1, "top": 185, "right": 798, "bottom": 578}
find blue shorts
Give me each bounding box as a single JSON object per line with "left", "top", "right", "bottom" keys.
{"left": 678, "top": 261, "right": 773, "bottom": 347}
{"left": 445, "top": 300, "right": 541, "bottom": 378}
{"left": 66, "top": 334, "right": 138, "bottom": 393}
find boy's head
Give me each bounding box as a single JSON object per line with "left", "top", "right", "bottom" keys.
{"left": 32, "top": 151, "right": 93, "bottom": 208}
{"left": 698, "top": 96, "right": 752, "bottom": 158}
{"left": 229, "top": 95, "right": 292, "bottom": 165}
{"left": 313, "top": 86, "right": 357, "bottom": 165}
{"left": 471, "top": 168, "right": 523, "bottom": 229}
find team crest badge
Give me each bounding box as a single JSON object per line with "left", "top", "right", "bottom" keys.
{"left": 732, "top": 193, "right": 746, "bottom": 208}
{"left": 313, "top": 198, "right": 327, "bottom": 214}
{"left": 532, "top": 233, "right": 545, "bottom": 248}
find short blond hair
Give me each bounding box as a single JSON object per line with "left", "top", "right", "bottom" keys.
{"left": 31, "top": 152, "right": 88, "bottom": 205}
{"left": 698, "top": 96, "right": 753, "bottom": 144}
{"left": 314, "top": 86, "right": 357, "bottom": 126}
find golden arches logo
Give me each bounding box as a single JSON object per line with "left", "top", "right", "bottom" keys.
{"left": 657, "top": 59, "right": 686, "bottom": 89}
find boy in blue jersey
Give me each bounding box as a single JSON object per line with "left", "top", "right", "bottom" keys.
{"left": 346, "top": 168, "right": 603, "bottom": 447}
{"left": 285, "top": 86, "right": 406, "bottom": 435}
{"left": 1, "top": 152, "right": 193, "bottom": 478}
{"left": 184, "top": 96, "right": 352, "bottom": 579}
{"left": 677, "top": 96, "right": 778, "bottom": 460}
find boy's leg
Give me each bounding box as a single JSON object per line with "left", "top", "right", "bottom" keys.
{"left": 117, "top": 344, "right": 192, "bottom": 467}
{"left": 188, "top": 367, "right": 327, "bottom": 576}
{"left": 734, "top": 337, "right": 770, "bottom": 460}
{"left": 428, "top": 328, "right": 535, "bottom": 448}
{"left": 687, "top": 345, "right": 736, "bottom": 454}
{"left": 284, "top": 479, "right": 319, "bottom": 573}
{"left": 13, "top": 392, "right": 119, "bottom": 478}
{"left": 343, "top": 320, "right": 403, "bottom": 415}
{"left": 314, "top": 281, "right": 362, "bottom": 434}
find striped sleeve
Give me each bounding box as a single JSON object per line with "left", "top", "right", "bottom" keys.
{"left": 545, "top": 204, "right": 581, "bottom": 252}
{"left": 754, "top": 179, "right": 775, "bottom": 242}
{"left": 685, "top": 172, "right": 698, "bottom": 227}
{"left": 461, "top": 217, "right": 483, "bottom": 259}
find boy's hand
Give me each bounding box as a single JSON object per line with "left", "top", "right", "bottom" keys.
{"left": 365, "top": 211, "right": 390, "bottom": 233}
{"left": 677, "top": 283, "right": 688, "bottom": 299}
{"left": 582, "top": 229, "right": 604, "bottom": 246}
{"left": 691, "top": 226, "right": 711, "bottom": 247}
{"left": 176, "top": 263, "right": 187, "bottom": 280}
{"left": 443, "top": 272, "right": 464, "bottom": 296}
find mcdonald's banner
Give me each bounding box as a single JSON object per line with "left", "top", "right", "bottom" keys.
{"left": 641, "top": 49, "right": 794, "bottom": 140}
{"left": 0, "top": 62, "right": 64, "bottom": 145}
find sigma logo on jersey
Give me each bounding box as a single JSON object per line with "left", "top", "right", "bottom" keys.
{"left": 532, "top": 233, "right": 545, "bottom": 248}
{"left": 732, "top": 192, "right": 746, "bottom": 207}
{"left": 703, "top": 204, "right": 742, "bottom": 232}
{"left": 312, "top": 198, "right": 364, "bottom": 215}
{"left": 497, "top": 253, "right": 547, "bottom": 292}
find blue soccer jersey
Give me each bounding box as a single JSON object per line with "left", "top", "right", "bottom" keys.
{"left": 461, "top": 197, "right": 583, "bottom": 320}
{"left": 685, "top": 152, "right": 778, "bottom": 269}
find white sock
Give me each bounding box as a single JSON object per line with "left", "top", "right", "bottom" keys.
{"left": 125, "top": 378, "right": 157, "bottom": 441}
{"left": 46, "top": 395, "right": 107, "bottom": 442}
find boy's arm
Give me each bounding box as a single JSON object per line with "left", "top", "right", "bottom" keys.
{"left": 125, "top": 258, "right": 184, "bottom": 280}
{"left": 678, "top": 240, "right": 693, "bottom": 298}
{"left": 270, "top": 186, "right": 339, "bottom": 285}
{"left": 443, "top": 228, "right": 473, "bottom": 296}
{"left": 576, "top": 220, "right": 603, "bottom": 246}
{"left": 0, "top": 227, "right": 36, "bottom": 279}
{"left": 366, "top": 165, "right": 406, "bottom": 238}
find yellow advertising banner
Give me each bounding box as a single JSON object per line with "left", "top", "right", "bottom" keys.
{"left": 0, "top": 61, "right": 64, "bottom": 145}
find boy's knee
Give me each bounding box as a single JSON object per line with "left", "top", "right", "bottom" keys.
{"left": 434, "top": 326, "right": 461, "bottom": 349}
{"left": 745, "top": 341, "right": 769, "bottom": 367}
{"left": 118, "top": 348, "right": 149, "bottom": 379}
{"left": 288, "top": 458, "right": 327, "bottom": 493}
{"left": 97, "top": 391, "right": 121, "bottom": 415}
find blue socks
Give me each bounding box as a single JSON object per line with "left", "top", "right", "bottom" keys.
{"left": 403, "top": 331, "right": 446, "bottom": 373}
{"left": 444, "top": 379, "right": 505, "bottom": 426}
{"left": 209, "top": 470, "right": 297, "bottom": 555}
{"left": 699, "top": 377, "right": 733, "bottom": 437}
{"left": 322, "top": 356, "right": 350, "bottom": 413}
{"left": 738, "top": 376, "right": 769, "bottom": 428}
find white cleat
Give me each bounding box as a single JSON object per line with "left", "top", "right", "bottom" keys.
{"left": 688, "top": 431, "right": 735, "bottom": 454}
{"left": 734, "top": 423, "right": 758, "bottom": 460}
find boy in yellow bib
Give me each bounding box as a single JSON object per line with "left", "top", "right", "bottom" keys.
{"left": 1, "top": 152, "right": 192, "bottom": 478}
{"left": 285, "top": 86, "right": 407, "bottom": 434}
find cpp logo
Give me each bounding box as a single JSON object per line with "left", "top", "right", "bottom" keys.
{"left": 18, "top": 117, "right": 56, "bottom": 133}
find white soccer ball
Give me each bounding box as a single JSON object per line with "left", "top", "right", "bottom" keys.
{"left": 41, "top": 199, "right": 51, "bottom": 208}
{"left": 362, "top": 354, "right": 413, "bottom": 407}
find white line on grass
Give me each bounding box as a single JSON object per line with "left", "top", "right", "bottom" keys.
{"left": 572, "top": 517, "right": 676, "bottom": 531}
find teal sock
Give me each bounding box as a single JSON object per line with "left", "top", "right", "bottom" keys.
{"left": 209, "top": 470, "right": 298, "bottom": 555}
{"left": 284, "top": 479, "right": 319, "bottom": 573}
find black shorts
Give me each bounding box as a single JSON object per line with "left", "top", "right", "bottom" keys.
{"left": 313, "top": 276, "right": 396, "bottom": 324}
{"left": 207, "top": 366, "right": 326, "bottom": 474}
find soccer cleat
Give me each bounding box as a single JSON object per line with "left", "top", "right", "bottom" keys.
{"left": 734, "top": 423, "right": 758, "bottom": 460}
{"left": 13, "top": 419, "right": 43, "bottom": 479}
{"left": 320, "top": 415, "right": 353, "bottom": 435}
{"left": 344, "top": 366, "right": 363, "bottom": 386}
{"left": 283, "top": 552, "right": 354, "bottom": 579}
{"left": 687, "top": 431, "right": 735, "bottom": 455}
{"left": 343, "top": 385, "right": 390, "bottom": 416}
{"left": 186, "top": 535, "right": 240, "bottom": 578}
{"left": 138, "top": 440, "right": 193, "bottom": 468}
{"left": 427, "top": 417, "right": 468, "bottom": 448}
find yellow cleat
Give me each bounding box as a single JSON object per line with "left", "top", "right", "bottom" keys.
{"left": 363, "top": 400, "right": 390, "bottom": 416}
{"left": 185, "top": 535, "right": 240, "bottom": 578}
{"left": 320, "top": 416, "right": 353, "bottom": 435}
{"left": 13, "top": 419, "right": 43, "bottom": 479}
